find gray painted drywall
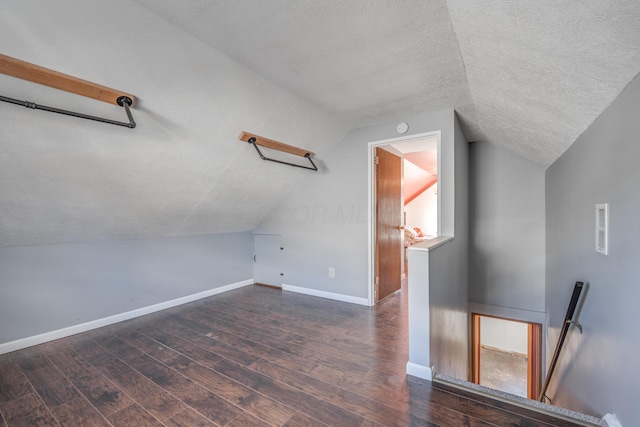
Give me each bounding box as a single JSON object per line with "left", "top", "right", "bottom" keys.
{"left": 255, "top": 109, "right": 456, "bottom": 300}
{"left": 428, "top": 242, "right": 468, "bottom": 380}
{"left": 546, "top": 72, "right": 640, "bottom": 424}
{"left": 428, "top": 115, "right": 469, "bottom": 379}
{"left": 469, "top": 142, "right": 546, "bottom": 313}
{"left": 0, "top": 232, "right": 253, "bottom": 345}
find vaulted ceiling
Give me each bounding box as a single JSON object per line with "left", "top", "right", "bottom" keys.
{"left": 2, "top": 1, "right": 640, "bottom": 246}
{"left": 133, "top": 0, "right": 640, "bottom": 167}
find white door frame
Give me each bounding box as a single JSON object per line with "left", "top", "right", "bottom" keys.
{"left": 367, "top": 131, "right": 441, "bottom": 306}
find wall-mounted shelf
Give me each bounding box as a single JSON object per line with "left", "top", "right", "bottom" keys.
{"left": 0, "top": 53, "right": 136, "bottom": 128}
{"left": 238, "top": 131, "right": 317, "bottom": 171}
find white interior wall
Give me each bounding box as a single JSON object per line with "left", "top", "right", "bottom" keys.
{"left": 405, "top": 184, "right": 438, "bottom": 236}
{"left": 480, "top": 317, "right": 528, "bottom": 355}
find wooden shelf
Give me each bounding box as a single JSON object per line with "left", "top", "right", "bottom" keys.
{"left": 238, "top": 131, "right": 314, "bottom": 158}
{"left": 0, "top": 53, "right": 135, "bottom": 106}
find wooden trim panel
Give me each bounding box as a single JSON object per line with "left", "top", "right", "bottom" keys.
{"left": 528, "top": 322, "right": 543, "bottom": 399}
{"left": 471, "top": 313, "right": 481, "bottom": 383}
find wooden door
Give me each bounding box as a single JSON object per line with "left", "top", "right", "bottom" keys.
{"left": 375, "top": 147, "right": 403, "bottom": 302}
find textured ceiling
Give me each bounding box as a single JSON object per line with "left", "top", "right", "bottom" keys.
{"left": 132, "top": 0, "right": 481, "bottom": 139}
{"left": 134, "top": 0, "right": 640, "bottom": 167}
{"left": 2, "top": 0, "right": 640, "bottom": 246}
{"left": 447, "top": 0, "right": 640, "bottom": 167}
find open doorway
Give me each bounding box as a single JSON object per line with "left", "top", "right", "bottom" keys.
{"left": 471, "top": 314, "right": 542, "bottom": 399}
{"left": 400, "top": 145, "right": 439, "bottom": 279}
{"left": 368, "top": 132, "right": 440, "bottom": 304}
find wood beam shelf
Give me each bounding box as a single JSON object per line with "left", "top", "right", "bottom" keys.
{"left": 0, "top": 53, "right": 136, "bottom": 128}
{"left": 238, "top": 131, "right": 317, "bottom": 171}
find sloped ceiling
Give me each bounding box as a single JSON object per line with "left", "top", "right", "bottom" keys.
{"left": 403, "top": 160, "right": 437, "bottom": 206}
{"left": 131, "top": 0, "right": 482, "bottom": 139}
{"left": 447, "top": 0, "right": 640, "bottom": 166}
{"left": 2, "top": 0, "right": 640, "bottom": 246}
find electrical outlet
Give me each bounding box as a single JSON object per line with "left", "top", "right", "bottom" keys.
{"left": 328, "top": 267, "right": 335, "bottom": 279}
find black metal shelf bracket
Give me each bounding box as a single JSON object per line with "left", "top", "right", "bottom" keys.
{"left": 0, "top": 94, "right": 136, "bottom": 128}
{"left": 248, "top": 137, "right": 317, "bottom": 171}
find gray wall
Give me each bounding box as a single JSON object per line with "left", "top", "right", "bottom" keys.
{"left": 429, "top": 116, "right": 469, "bottom": 379}
{"left": 0, "top": 232, "right": 253, "bottom": 346}
{"left": 469, "top": 141, "right": 546, "bottom": 313}
{"left": 546, "top": 73, "right": 640, "bottom": 424}
{"left": 255, "top": 109, "right": 456, "bottom": 300}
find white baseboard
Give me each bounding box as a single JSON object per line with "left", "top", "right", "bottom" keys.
{"left": 603, "top": 413, "right": 623, "bottom": 427}
{"left": 281, "top": 284, "right": 369, "bottom": 306}
{"left": 0, "top": 279, "right": 254, "bottom": 355}
{"left": 406, "top": 362, "right": 434, "bottom": 380}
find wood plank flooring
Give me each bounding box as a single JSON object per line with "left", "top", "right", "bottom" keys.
{"left": 0, "top": 285, "right": 585, "bottom": 426}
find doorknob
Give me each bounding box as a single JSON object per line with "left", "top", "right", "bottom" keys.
{"left": 395, "top": 225, "right": 405, "bottom": 231}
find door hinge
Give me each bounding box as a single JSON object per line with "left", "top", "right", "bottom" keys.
{"left": 374, "top": 156, "right": 379, "bottom": 165}
{"left": 375, "top": 276, "right": 379, "bottom": 285}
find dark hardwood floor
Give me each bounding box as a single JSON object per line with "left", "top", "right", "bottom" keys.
{"left": 0, "top": 284, "right": 585, "bottom": 426}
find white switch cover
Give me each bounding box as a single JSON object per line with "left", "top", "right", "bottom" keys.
{"left": 596, "top": 203, "right": 608, "bottom": 255}
{"left": 328, "top": 267, "right": 335, "bottom": 279}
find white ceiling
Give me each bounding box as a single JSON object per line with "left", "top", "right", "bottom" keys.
{"left": 2, "top": 1, "right": 640, "bottom": 246}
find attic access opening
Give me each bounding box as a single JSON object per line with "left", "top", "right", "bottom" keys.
{"left": 0, "top": 53, "right": 136, "bottom": 128}
{"left": 238, "top": 131, "right": 318, "bottom": 171}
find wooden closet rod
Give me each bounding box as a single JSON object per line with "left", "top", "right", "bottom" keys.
{"left": 0, "top": 54, "right": 134, "bottom": 105}
{"left": 0, "top": 53, "right": 136, "bottom": 128}
{"left": 238, "top": 131, "right": 317, "bottom": 171}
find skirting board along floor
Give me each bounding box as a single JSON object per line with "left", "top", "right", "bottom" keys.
{"left": 282, "top": 283, "right": 369, "bottom": 306}
{"left": 0, "top": 279, "right": 254, "bottom": 355}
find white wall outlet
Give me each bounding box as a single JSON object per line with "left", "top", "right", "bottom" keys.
{"left": 328, "top": 267, "right": 335, "bottom": 279}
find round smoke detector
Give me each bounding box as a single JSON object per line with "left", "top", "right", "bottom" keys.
{"left": 396, "top": 122, "right": 409, "bottom": 134}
